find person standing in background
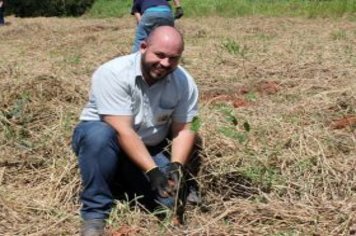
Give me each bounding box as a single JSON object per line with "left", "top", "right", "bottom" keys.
{"left": 171, "top": 0, "right": 184, "bottom": 19}
{"left": 131, "top": 0, "right": 184, "bottom": 52}
{"left": 0, "top": 0, "right": 5, "bottom": 25}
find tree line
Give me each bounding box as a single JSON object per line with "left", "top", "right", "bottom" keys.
{"left": 5, "top": 0, "right": 95, "bottom": 17}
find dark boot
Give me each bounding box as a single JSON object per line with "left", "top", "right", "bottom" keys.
{"left": 80, "top": 219, "right": 106, "bottom": 236}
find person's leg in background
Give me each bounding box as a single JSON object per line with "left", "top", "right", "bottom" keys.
{"left": 0, "top": 6, "right": 5, "bottom": 25}
{"left": 131, "top": 11, "right": 174, "bottom": 53}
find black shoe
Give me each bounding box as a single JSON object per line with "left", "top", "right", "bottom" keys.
{"left": 187, "top": 185, "right": 202, "bottom": 205}
{"left": 80, "top": 219, "right": 106, "bottom": 236}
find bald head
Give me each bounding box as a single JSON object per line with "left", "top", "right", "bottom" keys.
{"left": 139, "top": 26, "right": 184, "bottom": 85}
{"left": 145, "top": 26, "right": 184, "bottom": 52}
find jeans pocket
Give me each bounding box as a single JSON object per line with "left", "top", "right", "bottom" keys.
{"left": 71, "top": 123, "right": 83, "bottom": 155}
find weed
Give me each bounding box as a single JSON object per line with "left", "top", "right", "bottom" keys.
{"left": 218, "top": 105, "right": 238, "bottom": 125}
{"left": 239, "top": 165, "right": 282, "bottom": 192}
{"left": 222, "top": 38, "right": 248, "bottom": 58}
{"left": 245, "top": 92, "right": 257, "bottom": 102}
{"left": 191, "top": 116, "right": 201, "bottom": 133}
{"left": 330, "top": 29, "right": 347, "bottom": 40}
{"left": 65, "top": 54, "right": 81, "bottom": 65}
{"left": 107, "top": 195, "right": 144, "bottom": 227}
{"left": 222, "top": 38, "right": 249, "bottom": 77}
{"left": 216, "top": 105, "right": 251, "bottom": 143}
{"left": 5, "top": 93, "right": 30, "bottom": 122}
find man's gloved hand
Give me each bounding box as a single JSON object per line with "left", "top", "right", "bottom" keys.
{"left": 146, "top": 167, "right": 172, "bottom": 198}
{"left": 167, "top": 162, "right": 185, "bottom": 191}
{"left": 174, "top": 6, "right": 184, "bottom": 19}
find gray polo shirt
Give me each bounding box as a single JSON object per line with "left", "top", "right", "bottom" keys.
{"left": 80, "top": 52, "right": 199, "bottom": 146}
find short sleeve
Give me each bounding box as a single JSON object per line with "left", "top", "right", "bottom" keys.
{"left": 92, "top": 66, "right": 133, "bottom": 116}
{"left": 172, "top": 68, "right": 199, "bottom": 123}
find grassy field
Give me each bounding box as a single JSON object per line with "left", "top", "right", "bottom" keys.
{"left": 0, "top": 12, "right": 356, "bottom": 236}
{"left": 87, "top": 0, "right": 356, "bottom": 19}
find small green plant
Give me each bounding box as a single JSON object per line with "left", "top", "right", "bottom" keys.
{"left": 107, "top": 195, "right": 144, "bottom": 228}
{"left": 5, "top": 93, "right": 30, "bottom": 122}
{"left": 190, "top": 116, "right": 201, "bottom": 133}
{"left": 222, "top": 38, "right": 249, "bottom": 77}
{"left": 222, "top": 38, "right": 248, "bottom": 58}
{"left": 61, "top": 112, "right": 76, "bottom": 133}
{"left": 292, "top": 158, "right": 316, "bottom": 174}
{"left": 153, "top": 206, "right": 173, "bottom": 226}
{"left": 330, "top": 29, "right": 347, "bottom": 40}
{"left": 218, "top": 126, "right": 247, "bottom": 143}
{"left": 245, "top": 92, "right": 257, "bottom": 102}
{"left": 216, "top": 105, "right": 251, "bottom": 144}
{"left": 240, "top": 165, "right": 282, "bottom": 192}
{"left": 218, "top": 105, "right": 238, "bottom": 125}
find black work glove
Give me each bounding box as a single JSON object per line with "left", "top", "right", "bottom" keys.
{"left": 146, "top": 167, "right": 171, "bottom": 198}
{"left": 174, "top": 6, "right": 184, "bottom": 19}
{"left": 167, "top": 162, "right": 185, "bottom": 191}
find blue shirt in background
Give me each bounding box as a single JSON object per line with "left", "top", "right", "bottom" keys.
{"left": 131, "top": 0, "right": 172, "bottom": 15}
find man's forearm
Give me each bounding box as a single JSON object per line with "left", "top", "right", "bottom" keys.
{"left": 134, "top": 12, "right": 141, "bottom": 24}
{"left": 117, "top": 130, "right": 157, "bottom": 172}
{"left": 171, "top": 125, "right": 196, "bottom": 165}
{"left": 103, "top": 115, "right": 156, "bottom": 172}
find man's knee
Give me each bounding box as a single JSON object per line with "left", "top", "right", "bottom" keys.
{"left": 83, "top": 122, "right": 117, "bottom": 147}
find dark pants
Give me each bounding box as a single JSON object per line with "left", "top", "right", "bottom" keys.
{"left": 0, "top": 7, "right": 4, "bottom": 25}
{"left": 71, "top": 121, "right": 199, "bottom": 220}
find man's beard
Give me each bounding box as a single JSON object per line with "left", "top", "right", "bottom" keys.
{"left": 141, "top": 54, "right": 174, "bottom": 83}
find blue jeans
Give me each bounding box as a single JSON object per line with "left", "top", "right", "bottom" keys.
{"left": 131, "top": 10, "right": 174, "bottom": 52}
{"left": 72, "top": 121, "right": 181, "bottom": 220}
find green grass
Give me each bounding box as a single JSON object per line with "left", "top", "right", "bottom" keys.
{"left": 87, "top": 0, "right": 356, "bottom": 18}
{"left": 86, "top": 0, "right": 132, "bottom": 18}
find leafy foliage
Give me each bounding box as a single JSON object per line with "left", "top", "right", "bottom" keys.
{"left": 7, "top": 0, "right": 95, "bottom": 17}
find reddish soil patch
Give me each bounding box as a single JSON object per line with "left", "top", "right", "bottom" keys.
{"left": 237, "top": 85, "right": 250, "bottom": 95}
{"left": 256, "top": 80, "right": 280, "bottom": 95}
{"left": 330, "top": 115, "right": 356, "bottom": 129}
{"left": 233, "top": 98, "right": 249, "bottom": 108}
{"left": 110, "top": 225, "right": 140, "bottom": 236}
{"left": 200, "top": 92, "right": 250, "bottom": 108}
{"left": 201, "top": 80, "right": 280, "bottom": 105}
{"left": 200, "top": 85, "right": 251, "bottom": 102}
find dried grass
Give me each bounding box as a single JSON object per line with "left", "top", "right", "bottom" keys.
{"left": 0, "top": 15, "right": 355, "bottom": 235}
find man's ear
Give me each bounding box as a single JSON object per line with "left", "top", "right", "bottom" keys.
{"left": 140, "top": 41, "right": 148, "bottom": 53}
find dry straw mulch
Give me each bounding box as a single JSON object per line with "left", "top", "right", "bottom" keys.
{"left": 0, "top": 15, "right": 355, "bottom": 235}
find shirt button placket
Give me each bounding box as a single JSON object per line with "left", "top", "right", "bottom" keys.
{"left": 144, "top": 95, "right": 149, "bottom": 122}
